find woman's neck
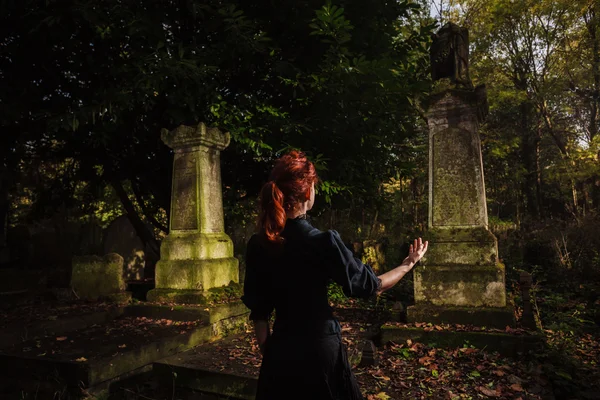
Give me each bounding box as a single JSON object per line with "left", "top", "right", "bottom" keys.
{"left": 286, "top": 203, "right": 309, "bottom": 219}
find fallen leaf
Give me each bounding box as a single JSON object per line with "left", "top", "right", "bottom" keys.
{"left": 478, "top": 386, "right": 500, "bottom": 397}
{"left": 510, "top": 383, "right": 524, "bottom": 392}
{"left": 56, "top": 336, "right": 68, "bottom": 341}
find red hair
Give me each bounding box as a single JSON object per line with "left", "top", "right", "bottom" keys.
{"left": 258, "top": 151, "right": 319, "bottom": 244}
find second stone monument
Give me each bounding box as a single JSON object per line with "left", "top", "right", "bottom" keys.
{"left": 147, "top": 123, "right": 239, "bottom": 303}
{"left": 407, "top": 23, "right": 514, "bottom": 328}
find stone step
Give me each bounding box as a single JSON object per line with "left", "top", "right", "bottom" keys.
{"left": 0, "top": 300, "right": 249, "bottom": 398}
{"left": 154, "top": 354, "right": 257, "bottom": 400}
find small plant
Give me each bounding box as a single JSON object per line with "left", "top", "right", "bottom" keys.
{"left": 327, "top": 281, "right": 348, "bottom": 305}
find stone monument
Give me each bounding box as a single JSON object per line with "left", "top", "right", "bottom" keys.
{"left": 147, "top": 122, "right": 239, "bottom": 303}
{"left": 407, "top": 23, "right": 514, "bottom": 328}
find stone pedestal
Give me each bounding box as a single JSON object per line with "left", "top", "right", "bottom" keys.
{"left": 148, "top": 123, "right": 239, "bottom": 303}
{"left": 407, "top": 88, "right": 514, "bottom": 328}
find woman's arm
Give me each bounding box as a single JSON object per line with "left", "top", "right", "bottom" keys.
{"left": 377, "top": 237, "right": 428, "bottom": 294}
{"left": 253, "top": 320, "right": 270, "bottom": 355}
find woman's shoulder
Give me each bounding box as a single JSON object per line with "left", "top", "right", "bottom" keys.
{"left": 301, "top": 226, "right": 343, "bottom": 250}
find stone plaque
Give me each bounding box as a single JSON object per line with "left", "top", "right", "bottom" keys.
{"left": 171, "top": 152, "right": 199, "bottom": 231}
{"left": 431, "top": 128, "right": 485, "bottom": 227}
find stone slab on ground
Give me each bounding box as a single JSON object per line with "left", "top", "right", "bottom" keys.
{"left": 0, "top": 316, "right": 212, "bottom": 388}
{"left": 407, "top": 303, "right": 515, "bottom": 329}
{"left": 378, "top": 323, "right": 544, "bottom": 357}
{"left": 0, "top": 305, "right": 125, "bottom": 350}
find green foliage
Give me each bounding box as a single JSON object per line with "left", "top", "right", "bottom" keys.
{"left": 327, "top": 281, "right": 348, "bottom": 305}
{"left": 447, "top": 0, "right": 600, "bottom": 222}
{"left": 0, "top": 0, "right": 435, "bottom": 231}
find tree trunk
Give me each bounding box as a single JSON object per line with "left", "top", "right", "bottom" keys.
{"left": 111, "top": 180, "right": 160, "bottom": 259}
{"left": 131, "top": 180, "right": 168, "bottom": 233}
{"left": 520, "top": 100, "right": 540, "bottom": 219}
{"left": 587, "top": 4, "right": 600, "bottom": 208}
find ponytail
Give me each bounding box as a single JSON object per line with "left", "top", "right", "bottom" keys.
{"left": 258, "top": 181, "right": 286, "bottom": 244}
{"left": 257, "top": 151, "right": 319, "bottom": 244}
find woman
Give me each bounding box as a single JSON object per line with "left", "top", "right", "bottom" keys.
{"left": 242, "top": 151, "right": 428, "bottom": 400}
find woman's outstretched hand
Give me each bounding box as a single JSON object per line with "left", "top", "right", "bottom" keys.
{"left": 406, "top": 237, "right": 428, "bottom": 265}
{"left": 376, "top": 238, "right": 429, "bottom": 295}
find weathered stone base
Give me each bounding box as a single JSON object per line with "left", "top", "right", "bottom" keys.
{"left": 416, "top": 228, "right": 507, "bottom": 308}
{"left": 147, "top": 288, "right": 207, "bottom": 304}
{"left": 415, "top": 263, "right": 507, "bottom": 307}
{"left": 378, "top": 324, "right": 543, "bottom": 357}
{"left": 154, "top": 257, "right": 239, "bottom": 291}
{"left": 407, "top": 304, "right": 515, "bottom": 329}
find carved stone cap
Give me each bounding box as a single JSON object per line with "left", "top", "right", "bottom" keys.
{"left": 426, "top": 84, "right": 488, "bottom": 122}
{"left": 161, "top": 122, "right": 231, "bottom": 150}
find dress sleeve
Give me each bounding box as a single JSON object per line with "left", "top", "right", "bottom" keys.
{"left": 241, "top": 235, "right": 274, "bottom": 321}
{"left": 324, "top": 230, "right": 382, "bottom": 299}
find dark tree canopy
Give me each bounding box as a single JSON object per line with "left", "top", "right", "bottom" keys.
{"left": 0, "top": 0, "right": 434, "bottom": 241}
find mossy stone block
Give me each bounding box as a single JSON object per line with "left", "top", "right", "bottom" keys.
{"left": 160, "top": 232, "right": 234, "bottom": 261}
{"left": 154, "top": 257, "right": 239, "bottom": 291}
{"left": 414, "top": 263, "right": 506, "bottom": 307}
{"left": 71, "top": 253, "right": 126, "bottom": 301}
{"left": 423, "top": 227, "right": 498, "bottom": 265}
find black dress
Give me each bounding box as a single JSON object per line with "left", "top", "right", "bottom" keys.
{"left": 242, "top": 217, "right": 381, "bottom": 400}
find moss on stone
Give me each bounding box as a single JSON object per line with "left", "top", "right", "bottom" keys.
{"left": 154, "top": 257, "right": 239, "bottom": 291}
{"left": 205, "top": 282, "right": 243, "bottom": 305}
